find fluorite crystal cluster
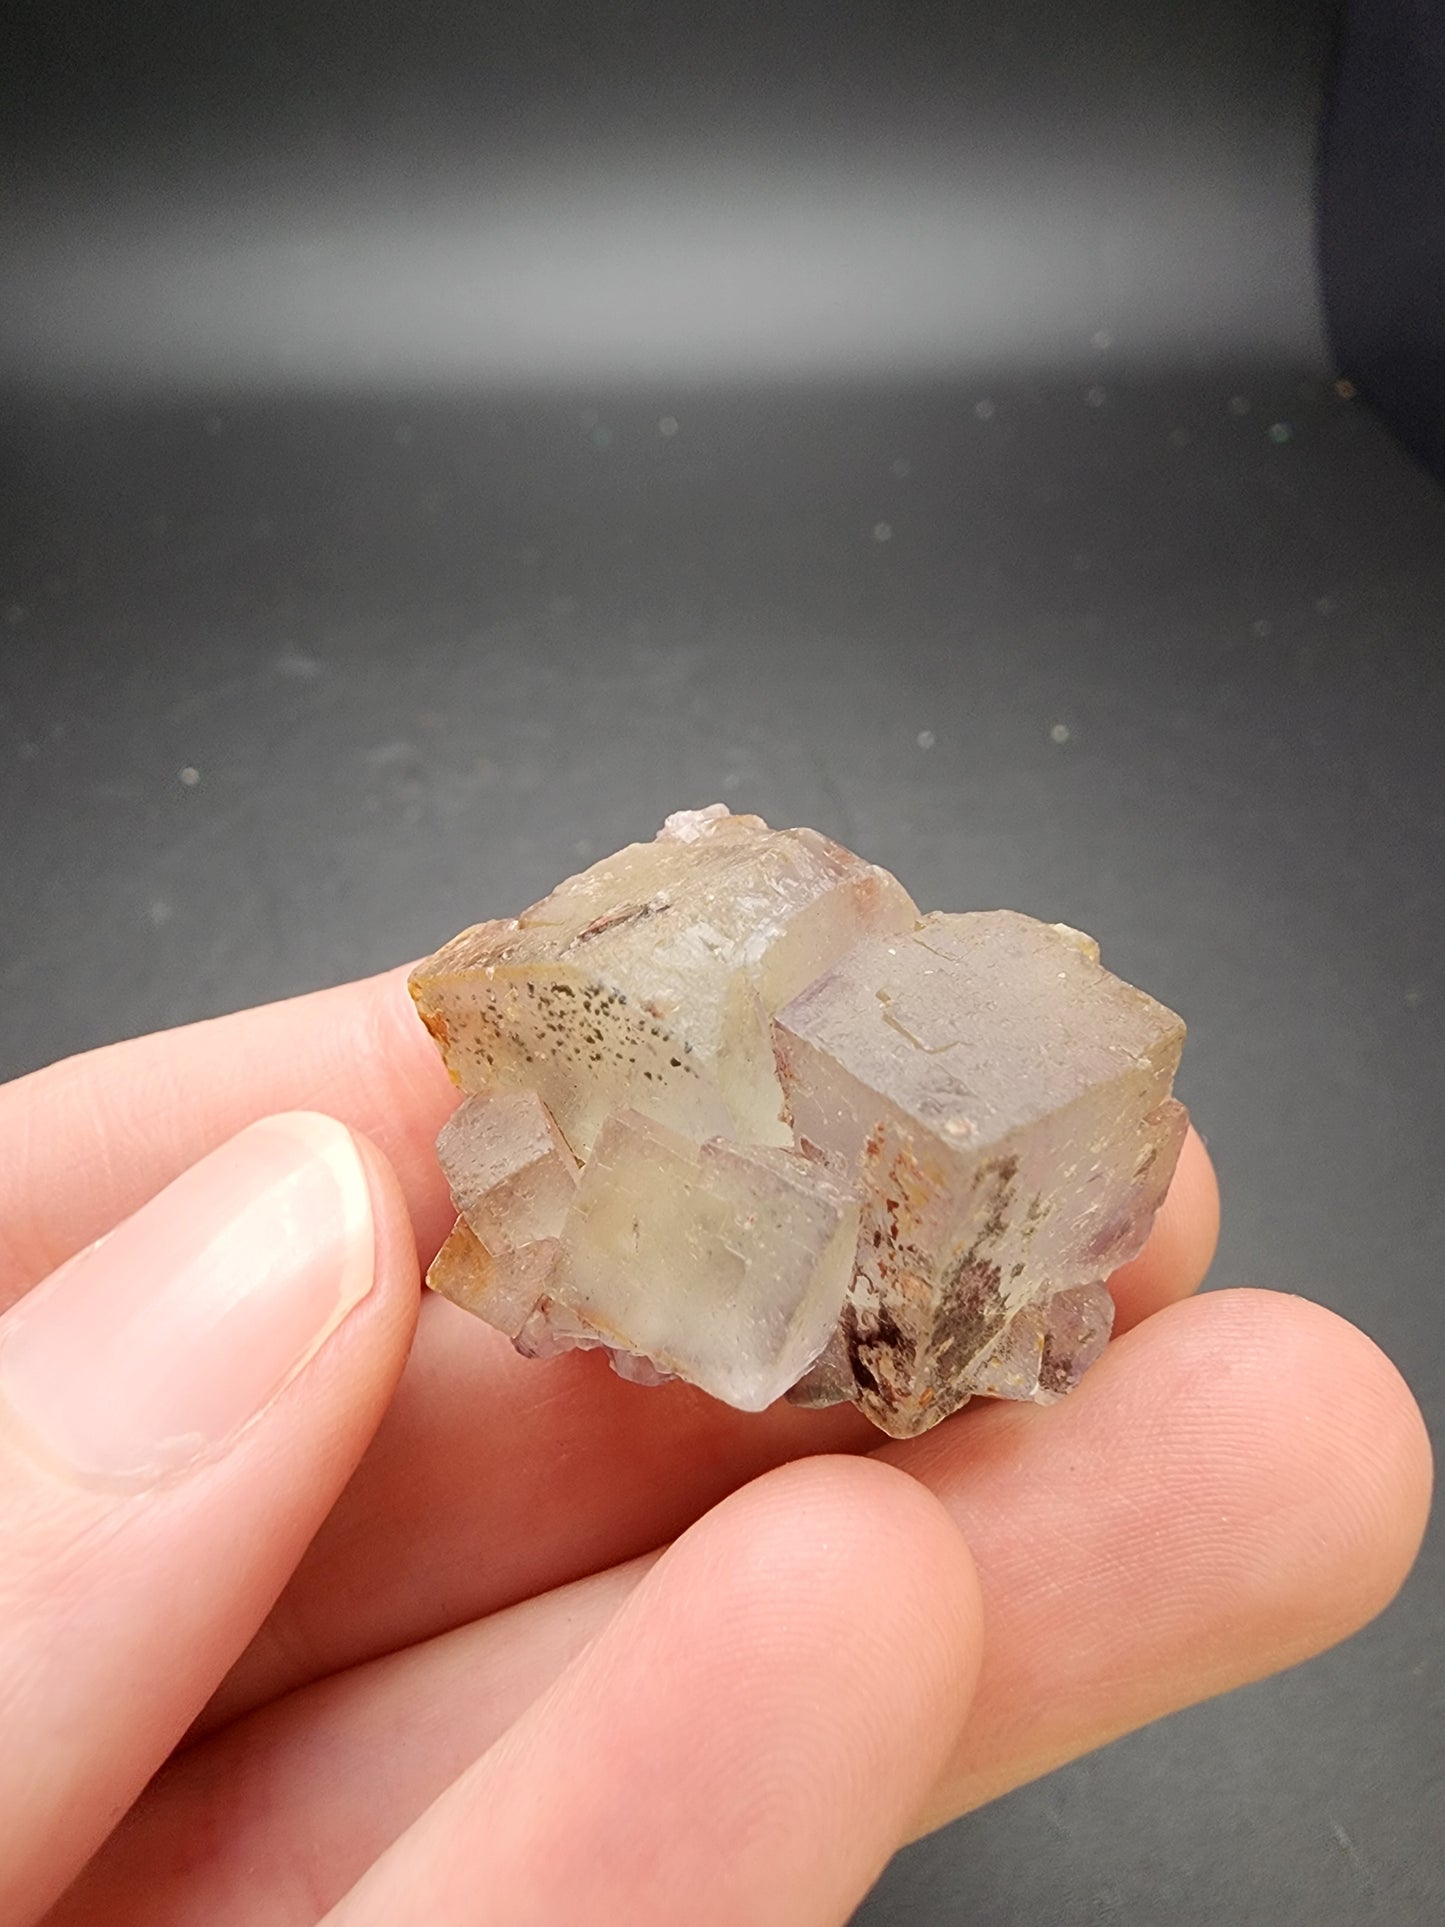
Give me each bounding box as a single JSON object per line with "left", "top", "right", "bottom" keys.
{"left": 410, "top": 806, "right": 1187, "bottom": 1437}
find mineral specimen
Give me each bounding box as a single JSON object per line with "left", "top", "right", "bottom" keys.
{"left": 410, "top": 805, "right": 1187, "bottom": 1437}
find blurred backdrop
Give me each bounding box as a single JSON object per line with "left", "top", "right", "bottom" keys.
{"left": 2, "top": 4, "right": 1442, "bottom": 1923}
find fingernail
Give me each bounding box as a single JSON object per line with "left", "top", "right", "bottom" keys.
{"left": 0, "top": 1113, "right": 375, "bottom": 1482}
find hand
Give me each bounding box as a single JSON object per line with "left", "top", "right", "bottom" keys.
{"left": 0, "top": 969, "right": 1429, "bottom": 1926}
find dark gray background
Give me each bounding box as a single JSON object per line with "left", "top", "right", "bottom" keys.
{"left": 2, "top": 3, "right": 1441, "bottom": 1922}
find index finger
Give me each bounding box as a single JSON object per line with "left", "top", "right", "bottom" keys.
{"left": 0, "top": 968, "right": 459, "bottom": 1311}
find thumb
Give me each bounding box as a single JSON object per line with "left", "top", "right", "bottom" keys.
{"left": 0, "top": 1113, "right": 418, "bottom": 1926}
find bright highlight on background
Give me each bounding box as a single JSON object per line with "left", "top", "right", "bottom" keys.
{"left": 2, "top": 131, "right": 1323, "bottom": 390}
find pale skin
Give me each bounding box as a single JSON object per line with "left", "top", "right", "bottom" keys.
{"left": 0, "top": 967, "right": 1430, "bottom": 1926}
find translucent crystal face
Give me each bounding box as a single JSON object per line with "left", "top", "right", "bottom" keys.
{"left": 773, "top": 912, "right": 1186, "bottom": 1434}
{"left": 426, "top": 1217, "right": 566, "bottom": 1338}
{"left": 435, "top": 1088, "right": 578, "bottom": 1252}
{"left": 557, "top": 1111, "right": 858, "bottom": 1410}
{"left": 410, "top": 810, "right": 1188, "bottom": 1437}
{"left": 410, "top": 804, "right": 918, "bottom": 1159}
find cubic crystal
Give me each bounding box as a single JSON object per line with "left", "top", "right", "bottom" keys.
{"left": 410, "top": 810, "right": 1187, "bottom": 1436}
{"left": 410, "top": 803, "right": 918, "bottom": 1158}
{"left": 772, "top": 911, "right": 1187, "bottom": 1434}
{"left": 558, "top": 1109, "right": 858, "bottom": 1410}
{"left": 436, "top": 1088, "right": 578, "bottom": 1251}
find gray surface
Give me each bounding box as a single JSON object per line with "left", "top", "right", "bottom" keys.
{"left": 3, "top": 0, "right": 1328, "bottom": 387}
{"left": 2, "top": 371, "right": 1442, "bottom": 1923}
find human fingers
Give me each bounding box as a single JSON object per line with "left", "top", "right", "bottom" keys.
{"left": 49, "top": 1561, "right": 659, "bottom": 1927}
{"left": 202, "top": 1126, "right": 1217, "bottom": 1731}
{"left": 0, "top": 955, "right": 1217, "bottom": 1742}
{"left": 1, "top": 966, "right": 1217, "bottom": 1742}
{"left": 0, "top": 1116, "right": 418, "bottom": 1926}
{"left": 325, "top": 1458, "right": 982, "bottom": 1927}
{"left": 0, "top": 967, "right": 457, "bottom": 1310}
{"left": 887, "top": 1288, "right": 1431, "bottom": 1828}
{"left": 56, "top": 1289, "right": 1426, "bottom": 1927}
{"left": 1105, "top": 1123, "right": 1218, "bottom": 1331}
{"left": 199, "top": 1303, "right": 873, "bottom": 1732}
